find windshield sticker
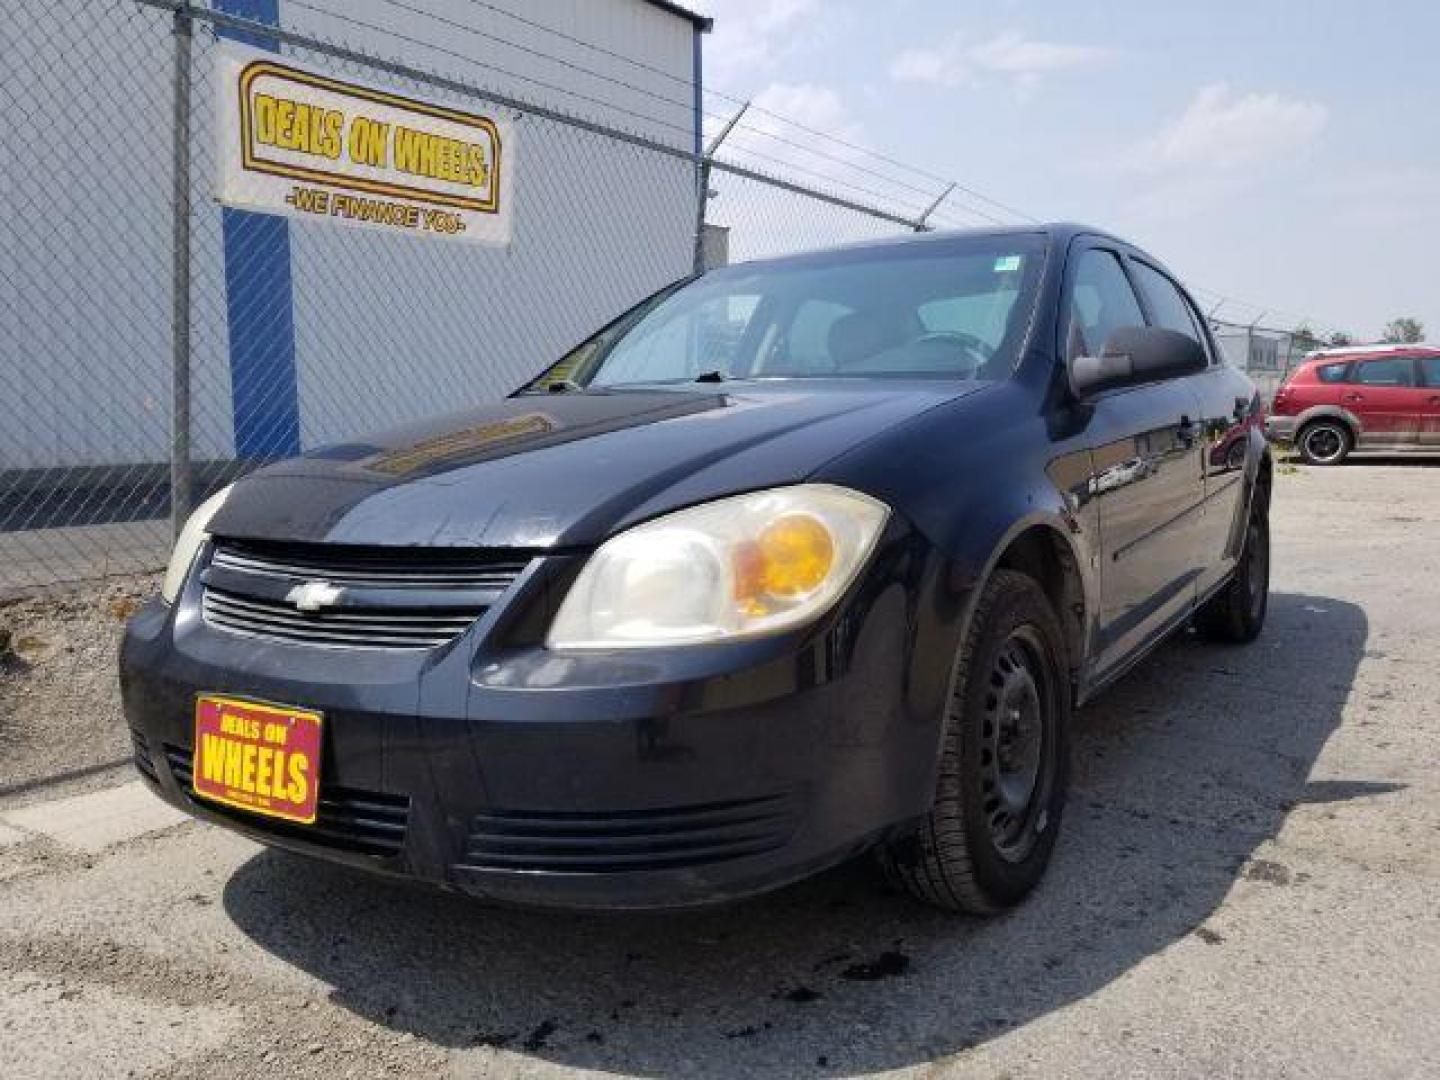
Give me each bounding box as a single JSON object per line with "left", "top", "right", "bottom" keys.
{"left": 993, "top": 255, "right": 1022, "bottom": 274}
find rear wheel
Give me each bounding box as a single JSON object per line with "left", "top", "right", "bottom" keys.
{"left": 879, "top": 570, "right": 1069, "bottom": 914}
{"left": 1297, "top": 420, "right": 1350, "bottom": 466}
{"left": 1196, "top": 485, "right": 1270, "bottom": 643}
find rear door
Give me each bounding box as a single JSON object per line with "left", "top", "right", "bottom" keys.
{"left": 1416, "top": 356, "right": 1440, "bottom": 445}
{"left": 1344, "top": 357, "right": 1426, "bottom": 446}
{"left": 1064, "top": 244, "right": 1208, "bottom": 673}
{"left": 1127, "top": 257, "right": 1250, "bottom": 595}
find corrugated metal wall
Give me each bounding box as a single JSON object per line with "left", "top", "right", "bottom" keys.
{"left": 1, "top": 0, "right": 698, "bottom": 470}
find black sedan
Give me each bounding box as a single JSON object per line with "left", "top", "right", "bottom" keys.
{"left": 121, "top": 225, "right": 1271, "bottom": 913}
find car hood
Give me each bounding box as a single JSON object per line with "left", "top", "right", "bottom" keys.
{"left": 209, "top": 382, "right": 984, "bottom": 549}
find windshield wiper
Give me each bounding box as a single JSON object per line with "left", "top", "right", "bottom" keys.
{"left": 515, "top": 379, "right": 584, "bottom": 395}
{"left": 693, "top": 369, "right": 729, "bottom": 383}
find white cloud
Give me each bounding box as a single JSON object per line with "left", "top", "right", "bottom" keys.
{"left": 748, "top": 83, "right": 861, "bottom": 143}
{"left": 693, "top": 0, "right": 823, "bottom": 85}
{"left": 1143, "top": 83, "right": 1328, "bottom": 171}
{"left": 970, "top": 32, "right": 1113, "bottom": 77}
{"left": 1103, "top": 83, "right": 1329, "bottom": 223}
{"left": 707, "top": 81, "right": 869, "bottom": 172}
{"left": 891, "top": 43, "right": 956, "bottom": 86}
{"left": 891, "top": 31, "right": 1113, "bottom": 92}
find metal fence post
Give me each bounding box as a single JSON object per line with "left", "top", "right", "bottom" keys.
{"left": 170, "top": 2, "right": 194, "bottom": 538}
{"left": 691, "top": 156, "right": 711, "bottom": 275}
{"left": 913, "top": 182, "right": 955, "bottom": 232}
{"left": 692, "top": 101, "right": 748, "bottom": 275}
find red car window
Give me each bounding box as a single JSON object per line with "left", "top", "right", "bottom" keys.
{"left": 1353, "top": 358, "right": 1414, "bottom": 386}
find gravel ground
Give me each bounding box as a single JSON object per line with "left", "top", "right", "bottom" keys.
{"left": 0, "top": 464, "right": 1437, "bottom": 1078}
{"left": 0, "top": 574, "right": 159, "bottom": 808}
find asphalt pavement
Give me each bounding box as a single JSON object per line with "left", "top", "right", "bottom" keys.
{"left": 1, "top": 461, "right": 1437, "bottom": 1079}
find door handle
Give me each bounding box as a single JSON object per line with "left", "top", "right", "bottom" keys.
{"left": 1343, "top": 391, "right": 1364, "bottom": 403}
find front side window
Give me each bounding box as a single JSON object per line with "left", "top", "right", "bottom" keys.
{"left": 1353, "top": 358, "right": 1414, "bottom": 386}
{"left": 1419, "top": 357, "right": 1440, "bottom": 386}
{"left": 555, "top": 236, "right": 1047, "bottom": 388}
{"left": 1065, "top": 249, "right": 1146, "bottom": 361}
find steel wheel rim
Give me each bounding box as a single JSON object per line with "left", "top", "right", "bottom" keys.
{"left": 1304, "top": 426, "right": 1343, "bottom": 463}
{"left": 1246, "top": 518, "right": 1269, "bottom": 619}
{"left": 980, "top": 626, "right": 1056, "bottom": 862}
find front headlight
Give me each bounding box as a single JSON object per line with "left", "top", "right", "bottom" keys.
{"left": 547, "top": 484, "right": 890, "bottom": 649}
{"left": 161, "top": 484, "right": 233, "bottom": 604}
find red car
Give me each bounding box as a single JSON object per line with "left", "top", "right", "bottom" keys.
{"left": 1267, "top": 345, "right": 1440, "bottom": 464}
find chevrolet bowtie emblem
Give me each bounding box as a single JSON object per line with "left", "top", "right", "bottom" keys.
{"left": 286, "top": 580, "right": 344, "bottom": 612}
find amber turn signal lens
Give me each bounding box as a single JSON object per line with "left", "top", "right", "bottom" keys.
{"left": 757, "top": 513, "right": 835, "bottom": 598}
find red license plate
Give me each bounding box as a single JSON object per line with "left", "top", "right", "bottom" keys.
{"left": 192, "top": 695, "right": 322, "bottom": 824}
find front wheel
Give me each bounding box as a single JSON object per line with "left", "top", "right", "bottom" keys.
{"left": 879, "top": 570, "right": 1070, "bottom": 914}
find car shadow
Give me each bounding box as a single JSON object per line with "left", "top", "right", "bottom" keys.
{"left": 222, "top": 590, "right": 1371, "bottom": 1076}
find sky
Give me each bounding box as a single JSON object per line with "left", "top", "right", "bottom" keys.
{"left": 689, "top": 0, "right": 1439, "bottom": 341}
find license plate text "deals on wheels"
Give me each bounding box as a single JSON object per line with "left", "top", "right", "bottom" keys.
{"left": 193, "top": 696, "right": 323, "bottom": 824}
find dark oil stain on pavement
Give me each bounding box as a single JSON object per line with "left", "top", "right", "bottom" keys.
{"left": 776, "top": 985, "right": 823, "bottom": 1003}
{"left": 522, "top": 1018, "right": 558, "bottom": 1052}
{"left": 840, "top": 950, "right": 910, "bottom": 981}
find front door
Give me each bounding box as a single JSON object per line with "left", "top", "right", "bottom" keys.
{"left": 1063, "top": 245, "right": 1208, "bottom": 675}
{"left": 1345, "top": 356, "right": 1427, "bottom": 446}
{"left": 1414, "top": 355, "right": 1440, "bottom": 446}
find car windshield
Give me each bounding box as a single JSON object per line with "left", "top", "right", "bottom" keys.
{"left": 533, "top": 235, "right": 1048, "bottom": 390}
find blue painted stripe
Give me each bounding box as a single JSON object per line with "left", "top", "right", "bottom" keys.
{"left": 217, "top": 0, "right": 301, "bottom": 460}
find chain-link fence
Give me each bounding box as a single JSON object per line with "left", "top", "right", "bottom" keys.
{"left": 4, "top": 0, "right": 964, "bottom": 595}
{"left": 1210, "top": 319, "right": 1315, "bottom": 402}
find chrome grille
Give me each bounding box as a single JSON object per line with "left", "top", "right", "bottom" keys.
{"left": 210, "top": 541, "right": 530, "bottom": 590}
{"left": 201, "top": 539, "right": 532, "bottom": 650}
{"left": 202, "top": 586, "right": 483, "bottom": 649}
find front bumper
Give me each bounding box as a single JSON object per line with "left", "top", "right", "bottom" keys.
{"left": 1263, "top": 415, "right": 1298, "bottom": 443}
{"left": 120, "top": 540, "right": 944, "bottom": 910}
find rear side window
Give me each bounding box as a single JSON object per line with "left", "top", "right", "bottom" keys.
{"left": 1419, "top": 357, "right": 1440, "bottom": 386}
{"left": 1131, "top": 261, "right": 1205, "bottom": 349}
{"left": 1353, "top": 358, "right": 1414, "bottom": 386}
{"left": 1315, "top": 362, "right": 1349, "bottom": 383}
{"left": 1066, "top": 250, "right": 1146, "bottom": 360}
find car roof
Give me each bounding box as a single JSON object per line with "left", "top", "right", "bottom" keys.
{"left": 725, "top": 222, "right": 1126, "bottom": 271}
{"left": 1304, "top": 344, "right": 1440, "bottom": 362}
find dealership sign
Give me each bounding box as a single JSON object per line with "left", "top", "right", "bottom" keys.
{"left": 216, "top": 45, "right": 515, "bottom": 245}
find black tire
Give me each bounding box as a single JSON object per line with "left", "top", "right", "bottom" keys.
{"left": 879, "top": 569, "right": 1070, "bottom": 914}
{"left": 1297, "top": 419, "right": 1351, "bottom": 466}
{"left": 1196, "top": 484, "right": 1270, "bottom": 643}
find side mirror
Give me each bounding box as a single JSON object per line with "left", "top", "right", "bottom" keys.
{"left": 1070, "top": 326, "right": 1207, "bottom": 397}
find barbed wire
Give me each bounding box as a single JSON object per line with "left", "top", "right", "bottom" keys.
{"left": 283, "top": 0, "right": 1029, "bottom": 225}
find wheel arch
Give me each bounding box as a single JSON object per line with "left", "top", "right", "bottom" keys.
{"left": 953, "top": 513, "right": 1095, "bottom": 704}
{"left": 991, "top": 523, "right": 1088, "bottom": 690}
{"left": 1295, "top": 404, "right": 1361, "bottom": 441}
